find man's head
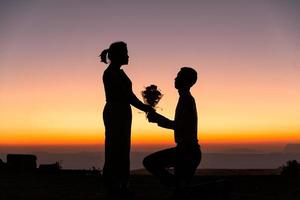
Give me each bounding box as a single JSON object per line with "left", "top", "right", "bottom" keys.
{"left": 175, "top": 67, "right": 198, "bottom": 90}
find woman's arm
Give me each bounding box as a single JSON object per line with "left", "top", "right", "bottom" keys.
{"left": 129, "top": 92, "right": 153, "bottom": 112}
{"left": 119, "top": 70, "right": 153, "bottom": 112}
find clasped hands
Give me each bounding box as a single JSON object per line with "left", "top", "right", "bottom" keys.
{"left": 147, "top": 111, "right": 163, "bottom": 123}
{"left": 144, "top": 105, "right": 163, "bottom": 123}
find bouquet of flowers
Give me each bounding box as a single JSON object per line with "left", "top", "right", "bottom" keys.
{"left": 141, "top": 85, "right": 163, "bottom": 110}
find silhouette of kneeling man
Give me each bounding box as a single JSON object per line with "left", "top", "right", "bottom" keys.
{"left": 144, "top": 67, "right": 201, "bottom": 199}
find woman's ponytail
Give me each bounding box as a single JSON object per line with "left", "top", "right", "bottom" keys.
{"left": 100, "top": 49, "right": 109, "bottom": 64}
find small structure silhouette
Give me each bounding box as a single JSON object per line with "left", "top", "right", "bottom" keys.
{"left": 7, "top": 154, "right": 37, "bottom": 171}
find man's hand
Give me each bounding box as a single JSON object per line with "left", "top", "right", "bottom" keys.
{"left": 145, "top": 105, "right": 155, "bottom": 113}
{"left": 147, "top": 111, "right": 174, "bottom": 129}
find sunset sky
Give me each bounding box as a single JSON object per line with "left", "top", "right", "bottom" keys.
{"left": 1, "top": 0, "right": 300, "bottom": 149}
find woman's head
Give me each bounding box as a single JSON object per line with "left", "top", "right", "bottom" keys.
{"left": 100, "top": 41, "right": 129, "bottom": 65}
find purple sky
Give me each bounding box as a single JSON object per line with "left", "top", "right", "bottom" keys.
{"left": 0, "top": 0, "right": 300, "bottom": 146}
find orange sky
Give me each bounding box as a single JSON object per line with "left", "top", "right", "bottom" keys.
{"left": 0, "top": 0, "right": 300, "bottom": 147}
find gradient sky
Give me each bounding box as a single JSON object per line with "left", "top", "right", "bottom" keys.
{"left": 1, "top": 0, "right": 300, "bottom": 147}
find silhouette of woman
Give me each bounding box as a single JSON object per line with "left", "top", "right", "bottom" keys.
{"left": 100, "top": 41, "right": 153, "bottom": 194}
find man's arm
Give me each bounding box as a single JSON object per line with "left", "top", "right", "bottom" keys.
{"left": 147, "top": 111, "right": 175, "bottom": 129}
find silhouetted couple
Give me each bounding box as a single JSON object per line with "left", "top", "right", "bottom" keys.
{"left": 100, "top": 41, "right": 201, "bottom": 199}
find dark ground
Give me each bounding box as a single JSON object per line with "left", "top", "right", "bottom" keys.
{"left": 0, "top": 170, "right": 299, "bottom": 200}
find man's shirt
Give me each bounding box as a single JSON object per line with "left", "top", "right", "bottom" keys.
{"left": 155, "top": 91, "right": 198, "bottom": 146}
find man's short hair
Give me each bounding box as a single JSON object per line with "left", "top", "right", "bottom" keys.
{"left": 180, "top": 67, "right": 197, "bottom": 87}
